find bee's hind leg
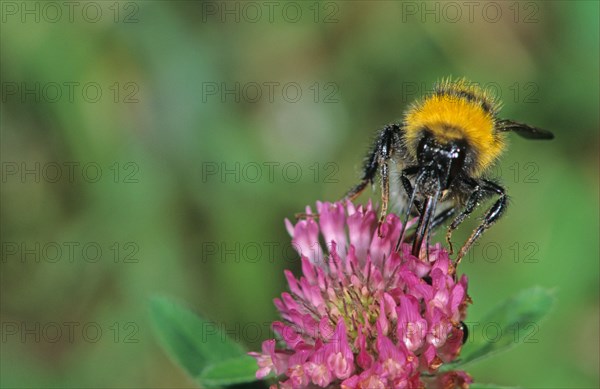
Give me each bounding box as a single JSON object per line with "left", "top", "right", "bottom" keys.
{"left": 454, "top": 179, "right": 507, "bottom": 266}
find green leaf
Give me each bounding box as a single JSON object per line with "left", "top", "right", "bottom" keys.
{"left": 442, "top": 286, "right": 554, "bottom": 371}
{"left": 469, "top": 384, "right": 522, "bottom": 389}
{"left": 149, "top": 296, "right": 247, "bottom": 377}
{"left": 197, "top": 355, "right": 260, "bottom": 388}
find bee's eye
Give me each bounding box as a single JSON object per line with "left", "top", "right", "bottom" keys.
{"left": 417, "top": 137, "right": 428, "bottom": 158}
{"left": 417, "top": 132, "right": 435, "bottom": 162}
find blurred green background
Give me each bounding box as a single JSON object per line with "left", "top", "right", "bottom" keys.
{"left": 1, "top": 1, "right": 598, "bottom": 388}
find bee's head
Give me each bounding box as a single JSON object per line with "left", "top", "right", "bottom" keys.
{"left": 417, "top": 131, "right": 467, "bottom": 189}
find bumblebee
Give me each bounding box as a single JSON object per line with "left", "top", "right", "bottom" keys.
{"left": 346, "top": 78, "right": 553, "bottom": 265}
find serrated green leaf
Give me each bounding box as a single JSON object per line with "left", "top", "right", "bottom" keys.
{"left": 197, "top": 355, "right": 259, "bottom": 388}
{"left": 442, "top": 286, "right": 554, "bottom": 371}
{"left": 149, "top": 296, "right": 246, "bottom": 377}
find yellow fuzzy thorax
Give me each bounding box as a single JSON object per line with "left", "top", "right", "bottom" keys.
{"left": 403, "top": 79, "right": 505, "bottom": 176}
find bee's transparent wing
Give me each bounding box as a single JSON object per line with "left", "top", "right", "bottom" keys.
{"left": 388, "top": 160, "right": 412, "bottom": 216}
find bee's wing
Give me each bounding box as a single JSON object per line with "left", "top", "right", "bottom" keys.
{"left": 497, "top": 119, "right": 554, "bottom": 140}
{"left": 389, "top": 159, "right": 414, "bottom": 216}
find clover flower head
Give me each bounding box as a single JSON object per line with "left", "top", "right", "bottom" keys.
{"left": 250, "top": 201, "right": 472, "bottom": 388}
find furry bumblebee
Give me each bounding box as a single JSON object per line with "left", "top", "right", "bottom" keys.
{"left": 346, "top": 78, "right": 554, "bottom": 265}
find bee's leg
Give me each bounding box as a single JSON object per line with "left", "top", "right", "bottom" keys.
{"left": 397, "top": 167, "right": 459, "bottom": 253}
{"left": 431, "top": 206, "right": 457, "bottom": 231}
{"left": 455, "top": 180, "right": 507, "bottom": 265}
{"left": 344, "top": 152, "right": 378, "bottom": 201}
{"left": 426, "top": 205, "right": 458, "bottom": 261}
{"left": 400, "top": 166, "right": 423, "bottom": 213}
{"left": 445, "top": 179, "right": 485, "bottom": 255}
{"left": 294, "top": 212, "right": 319, "bottom": 220}
{"left": 344, "top": 124, "right": 401, "bottom": 235}
{"left": 403, "top": 170, "right": 456, "bottom": 225}
{"left": 396, "top": 165, "right": 421, "bottom": 251}
{"left": 377, "top": 139, "right": 391, "bottom": 234}
{"left": 401, "top": 206, "right": 457, "bottom": 251}
{"left": 415, "top": 205, "right": 457, "bottom": 240}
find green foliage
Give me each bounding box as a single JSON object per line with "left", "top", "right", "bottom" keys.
{"left": 198, "top": 357, "right": 260, "bottom": 388}
{"left": 150, "top": 296, "right": 258, "bottom": 387}
{"left": 443, "top": 287, "right": 554, "bottom": 371}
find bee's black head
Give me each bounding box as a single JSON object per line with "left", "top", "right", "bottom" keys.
{"left": 417, "top": 132, "right": 467, "bottom": 190}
